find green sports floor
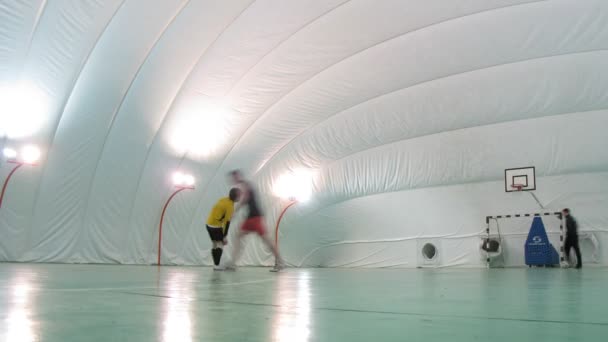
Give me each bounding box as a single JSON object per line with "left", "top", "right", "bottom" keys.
{"left": 0, "top": 263, "right": 606, "bottom": 342}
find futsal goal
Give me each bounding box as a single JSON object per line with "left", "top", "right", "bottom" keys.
{"left": 482, "top": 212, "right": 564, "bottom": 267}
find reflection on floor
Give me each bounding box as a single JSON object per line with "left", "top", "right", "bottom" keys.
{"left": 0, "top": 263, "right": 606, "bottom": 341}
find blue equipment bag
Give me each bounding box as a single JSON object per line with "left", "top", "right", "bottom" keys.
{"left": 525, "top": 217, "right": 560, "bottom": 266}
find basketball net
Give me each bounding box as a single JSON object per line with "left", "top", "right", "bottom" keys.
{"left": 511, "top": 184, "right": 544, "bottom": 209}
{"left": 511, "top": 184, "right": 524, "bottom": 192}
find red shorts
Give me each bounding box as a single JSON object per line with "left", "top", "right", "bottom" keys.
{"left": 241, "top": 216, "right": 267, "bottom": 235}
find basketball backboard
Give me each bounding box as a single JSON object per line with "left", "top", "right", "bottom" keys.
{"left": 505, "top": 166, "right": 535, "bottom": 192}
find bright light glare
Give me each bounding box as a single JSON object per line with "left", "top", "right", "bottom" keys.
{"left": 273, "top": 271, "right": 311, "bottom": 342}
{"left": 168, "top": 97, "right": 231, "bottom": 158}
{"left": 172, "top": 171, "right": 195, "bottom": 187}
{"left": 3, "top": 147, "right": 17, "bottom": 159}
{"left": 7, "top": 276, "right": 37, "bottom": 342}
{"left": 21, "top": 145, "right": 40, "bottom": 164}
{"left": 274, "top": 169, "right": 314, "bottom": 202}
{"left": 0, "top": 82, "right": 50, "bottom": 139}
{"left": 163, "top": 273, "right": 194, "bottom": 342}
{"left": 183, "top": 174, "right": 195, "bottom": 187}
{"left": 172, "top": 172, "right": 185, "bottom": 186}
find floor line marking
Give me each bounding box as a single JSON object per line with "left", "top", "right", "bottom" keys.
{"left": 114, "top": 291, "right": 608, "bottom": 327}
{"left": 26, "top": 278, "right": 276, "bottom": 293}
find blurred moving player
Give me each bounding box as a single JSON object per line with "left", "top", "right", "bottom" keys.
{"left": 206, "top": 188, "right": 240, "bottom": 270}
{"left": 226, "top": 170, "right": 284, "bottom": 272}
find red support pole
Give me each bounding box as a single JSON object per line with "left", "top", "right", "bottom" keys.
{"left": 0, "top": 162, "right": 24, "bottom": 209}
{"left": 274, "top": 200, "right": 297, "bottom": 251}
{"left": 157, "top": 186, "right": 192, "bottom": 266}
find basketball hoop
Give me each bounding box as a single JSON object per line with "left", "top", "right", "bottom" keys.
{"left": 511, "top": 184, "right": 524, "bottom": 191}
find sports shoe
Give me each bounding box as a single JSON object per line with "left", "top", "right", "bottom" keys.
{"left": 223, "top": 263, "right": 237, "bottom": 271}
{"left": 270, "top": 263, "right": 285, "bottom": 272}
{"left": 213, "top": 265, "right": 225, "bottom": 271}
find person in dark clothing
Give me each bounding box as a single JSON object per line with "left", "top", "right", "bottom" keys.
{"left": 563, "top": 208, "right": 582, "bottom": 269}
{"left": 225, "top": 170, "right": 284, "bottom": 272}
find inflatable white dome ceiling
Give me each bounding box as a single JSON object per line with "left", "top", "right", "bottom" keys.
{"left": 1, "top": 0, "right": 607, "bottom": 267}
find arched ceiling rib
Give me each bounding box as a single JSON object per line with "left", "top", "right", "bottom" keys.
{"left": 177, "top": 0, "right": 549, "bottom": 234}
{"left": 29, "top": 0, "right": 126, "bottom": 222}
{"left": 139, "top": 0, "right": 256, "bottom": 168}
{"left": 188, "top": 0, "right": 351, "bottom": 99}
{"left": 233, "top": 0, "right": 608, "bottom": 181}
{"left": 73, "top": 0, "right": 255, "bottom": 262}
{"left": 9, "top": 0, "right": 126, "bottom": 260}
{"left": 304, "top": 110, "right": 608, "bottom": 211}
{"left": 122, "top": 0, "right": 257, "bottom": 245}
{"left": 169, "top": 0, "right": 350, "bottom": 256}
{"left": 76, "top": 0, "right": 193, "bottom": 260}
{"left": 0, "top": 0, "right": 45, "bottom": 79}
{"left": 27, "top": 0, "right": 190, "bottom": 259}
{"left": 180, "top": 1, "right": 608, "bottom": 250}
{"left": 120, "top": 2, "right": 352, "bottom": 262}
{"left": 211, "top": 0, "right": 542, "bottom": 167}
{"left": 105, "top": 0, "right": 258, "bottom": 261}
{"left": 254, "top": 49, "right": 608, "bottom": 179}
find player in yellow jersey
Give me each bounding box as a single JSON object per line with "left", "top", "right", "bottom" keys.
{"left": 206, "top": 188, "right": 240, "bottom": 270}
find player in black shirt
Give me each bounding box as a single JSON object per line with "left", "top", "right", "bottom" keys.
{"left": 225, "top": 170, "right": 284, "bottom": 272}
{"left": 563, "top": 208, "right": 582, "bottom": 269}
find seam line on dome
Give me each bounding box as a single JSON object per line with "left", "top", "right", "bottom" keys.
{"left": 253, "top": 48, "right": 608, "bottom": 177}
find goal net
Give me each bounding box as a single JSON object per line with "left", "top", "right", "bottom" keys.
{"left": 482, "top": 212, "right": 564, "bottom": 267}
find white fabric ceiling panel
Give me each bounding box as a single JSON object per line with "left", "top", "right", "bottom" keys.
{"left": 76, "top": 0, "right": 255, "bottom": 264}
{"left": 2, "top": 0, "right": 123, "bottom": 261}
{"left": 0, "top": 0, "right": 606, "bottom": 267}
{"left": 256, "top": 51, "right": 608, "bottom": 187}
{"left": 24, "top": 0, "right": 186, "bottom": 262}
{"left": 312, "top": 110, "right": 608, "bottom": 206}
{"left": 0, "top": 0, "right": 44, "bottom": 83}
{"left": 235, "top": 0, "right": 608, "bottom": 178}
{"left": 179, "top": 0, "right": 545, "bottom": 242}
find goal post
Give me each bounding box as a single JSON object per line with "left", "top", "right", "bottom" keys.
{"left": 482, "top": 212, "right": 564, "bottom": 267}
